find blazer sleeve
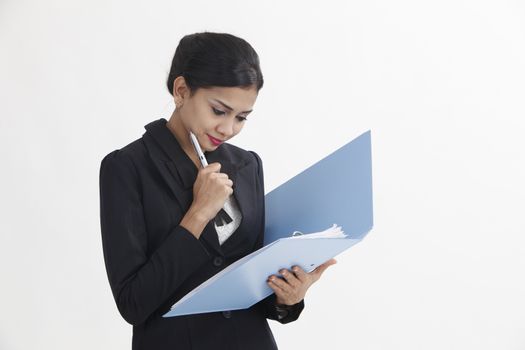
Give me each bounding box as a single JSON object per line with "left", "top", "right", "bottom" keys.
{"left": 99, "top": 150, "right": 211, "bottom": 326}
{"left": 249, "top": 150, "right": 305, "bottom": 324}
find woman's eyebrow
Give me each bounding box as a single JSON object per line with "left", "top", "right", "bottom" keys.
{"left": 210, "top": 98, "right": 253, "bottom": 114}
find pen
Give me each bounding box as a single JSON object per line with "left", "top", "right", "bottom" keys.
{"left": 189, "top": 131, "right": 209, "bottom": 167}
{"left": 189, "top": 130, "right": 233, "bottom": 226}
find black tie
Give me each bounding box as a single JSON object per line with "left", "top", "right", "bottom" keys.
{"left": 214, "top": 208, "right": 233, "bottom": 226}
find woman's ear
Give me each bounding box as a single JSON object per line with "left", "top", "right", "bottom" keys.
{"left": 173, "top": 76, "right": 189, "bottom": 106}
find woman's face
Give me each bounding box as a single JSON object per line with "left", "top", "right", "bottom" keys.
{"left": 175, "top": 79, "right": 258, "bottom": 152}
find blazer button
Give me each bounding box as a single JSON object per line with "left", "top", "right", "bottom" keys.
{"left": 213, "top": 256, "right": 224, "bottom": 267}
{"left": 222, "top": 310, "right": 232, "bottom": 319}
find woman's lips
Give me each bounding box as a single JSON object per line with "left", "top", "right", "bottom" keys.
{"left": 207, "top": 134, "right": 224, "bottom": 146}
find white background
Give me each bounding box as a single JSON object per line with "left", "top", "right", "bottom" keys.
{"left": 1, "top": 0, "right": 524, "bottom": 349}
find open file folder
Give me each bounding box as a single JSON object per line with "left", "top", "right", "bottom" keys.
{"left": 164, "top": 131, "right": 373, "bottom": 317}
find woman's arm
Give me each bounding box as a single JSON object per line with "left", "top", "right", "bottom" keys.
{"left": 99, "top": 150, "right": 211, "bottom": 326}
{"left": 249, "top": 150, "right": 305, "bottom": 324}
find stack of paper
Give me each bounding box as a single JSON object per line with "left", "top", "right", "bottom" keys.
{"left": 290, "top": 224, "right": 346, "bottom": 239}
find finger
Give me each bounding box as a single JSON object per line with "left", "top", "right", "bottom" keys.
{"left": 313, "top": 262, "right": 332, "bottom": 276}
{"left": 312, "top": 265, "right": 328, "bottom": 278}
{"left": 268, "top": 275, "right": 292, "bottom": 293}
{"left": 213, "top": 174, "right": 232, "bottom": 185}
{"left": 311, "top": 259, "right": 337, "bottom": 278}
{"left": 279, "top": 268, "right": 301, "bottom": 289}
{"left": 267, "top": 278, "right": 287, "bottom": 295}
{"left": 220, "top": 179, "right": 233, "bottom": 187}
{"left": 291, "top": 265, "right": 308, "bottom": 283}
{"left": 315, "top": 258, "right": 337, "bottom": 271}
{"left": 320, "top": 258, "right": 337, "bottom": 268}
{"left": 204, "top": 162, "right": 221, "bottom": 173}
{"left": 210, "top": 173, "right": 232, "bottom": 186}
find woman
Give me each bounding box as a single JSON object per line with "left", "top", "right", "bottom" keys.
{"left": 99, "top": 31, "right": 336, "bottom": 350}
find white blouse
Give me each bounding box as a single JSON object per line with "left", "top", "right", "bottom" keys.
{"left": 214, "top": 194, "right": 242, "bottom": 245}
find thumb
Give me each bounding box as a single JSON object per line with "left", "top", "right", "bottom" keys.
{"left": 312, "top": 259, "right": 337, "bottom": 278}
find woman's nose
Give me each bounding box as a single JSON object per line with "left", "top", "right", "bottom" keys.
{"left": 217, "top": 118, "right": 234, "bottom": 137}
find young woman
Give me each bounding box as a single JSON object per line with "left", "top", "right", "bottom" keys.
{"left": 99, "top": 31, "right": 336, "bottom": 350}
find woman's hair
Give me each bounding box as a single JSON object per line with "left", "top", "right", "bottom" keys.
{"left": 166, "top": 32, "right": 264, "bottom": 96}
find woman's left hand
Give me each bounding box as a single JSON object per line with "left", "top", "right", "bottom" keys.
{"left": 267, "top": 258, "right": 337, "bottom": 306}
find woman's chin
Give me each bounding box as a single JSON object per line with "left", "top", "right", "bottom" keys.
{"left": 203, "top": 143, "right": 220, "bottom": 152}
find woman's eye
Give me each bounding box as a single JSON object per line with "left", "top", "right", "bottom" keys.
{"left": 212, "top": 107, "right": 247, "bottom": 122}
{"left": 212, "top": 107, "right": 225, "bottom": 116}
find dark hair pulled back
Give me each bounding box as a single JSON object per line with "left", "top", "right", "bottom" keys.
{"left": 166, "top": 32, "right": 264, "bottom": 96}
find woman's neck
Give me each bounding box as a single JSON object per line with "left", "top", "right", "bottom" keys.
{"left": 166, "top": 110, "right": 201, "bottom": 169}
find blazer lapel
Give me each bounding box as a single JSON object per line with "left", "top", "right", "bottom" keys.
{"left": 142, "top": 123, "right": 195, "bottom": 211}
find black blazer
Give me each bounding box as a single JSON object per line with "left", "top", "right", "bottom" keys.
{"left": 99, "top": 118, "right": 305, "bottom": 350}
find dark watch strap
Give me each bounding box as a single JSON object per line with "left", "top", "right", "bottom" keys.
{"left": 275, "top": 304, "right": 292, "bottom": 320}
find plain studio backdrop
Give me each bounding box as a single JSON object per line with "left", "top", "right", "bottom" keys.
{"left": 1, "top": 0, "right": 524, "bottom": 349}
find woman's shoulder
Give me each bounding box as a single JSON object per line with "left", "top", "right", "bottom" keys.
{"left": 99, "top": 137, "right": 147, "bottom": 175}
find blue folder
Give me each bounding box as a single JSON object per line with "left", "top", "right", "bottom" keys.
{"left": 163, "top": 131, "right": 373, "bottom": 317}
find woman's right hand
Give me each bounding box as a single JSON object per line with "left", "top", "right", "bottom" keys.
{"left": 191, "top": 162, "right": 233, "bottom": 220}
{"left": 180, "top": 162, "right": 232, "bottom": 239}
